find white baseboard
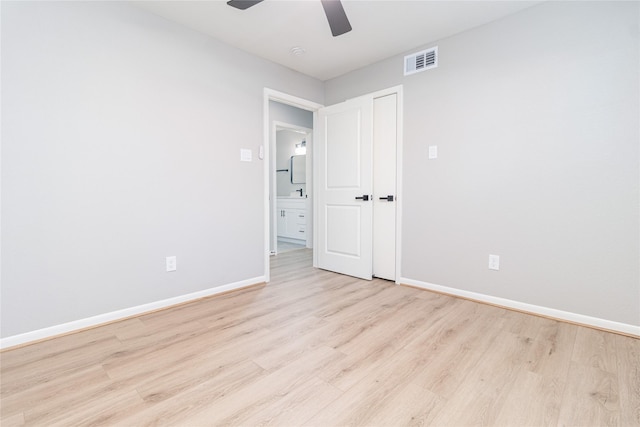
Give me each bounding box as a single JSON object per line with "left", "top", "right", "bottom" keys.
{"left": 0, "top": 276, "right": 265, "bottom": 350}
{"left": 400, "top": 277, "right": 640, "bottom": 338}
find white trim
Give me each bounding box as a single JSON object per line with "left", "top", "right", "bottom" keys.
{"left": 0, "top": 276, "right": 265, "bottom": 350}
{"left": 305, "top": 131, "right": 314, "bottom": 250}
{"left": 395, "top": 88, "right": 403, "bottom": 285}
{"left": 264, "top": 88, "right": 323, "bottom": 112}
{"left": 263, "top": 91, "right": 272, "bottom": 283}
{"left": 400, "top": 277, "right": 640, "bottom": 337}
{"left": 312, "top": 109, "right": 320, "bottom": 269}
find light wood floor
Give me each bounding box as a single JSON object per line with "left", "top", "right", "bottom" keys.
{"left": 277, "top": 240, "right": 306, "bottom": 254}
{"left": 1, "top": 248, "right": 639, "bottom": 426}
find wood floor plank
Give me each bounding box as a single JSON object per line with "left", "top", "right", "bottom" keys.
{"left": 1, "top": 248, "right": 638, "bottom": 426}
{"left": 0, "top": 411, "right": 25, "bottom": 427}
{"left": 179, "top": 346, "right": 344, "bottom": 426}
{"left": 251, "top": 317, "right": 331, "bottom": 371}
{"left": 502, "top": 306, "right": 556, "bottom": 340}
{"left": 304, "top": 348, "right": 430, "bottom": 426}
{"left": 315, "top": 342, "right": 400, "bottom": 392}
{"left": 492, "top": 370, "right": 564, "bottom": 426}
{"left": 406, "top": 301, "right": 506, "bottom": 400}
{"left": 557, "top": 362, "right": 621, "bottom": 426}
{"left": 101, "top": 320, "right": 252, "bottom": 380}
{"left": 426, "top": 331, "right": 537, "bottom": 426}
{"left": 0, "top": 365, "right": 110, "bottom": 419}
{"left": 527, "top": 319, "right": 577, "bottom": 380}
{"left": 364, "top": 381, "right": 443, "bottom": 427}
{"left": 614, "top": 334, "right": 640, "bottom": 426}
{"left": 215, "top": 375, "right": 342, "bottom": 426}
{"left": 572, "top": 326, "right": 619, "bottom": 374}
{"left": 112, "top": 360, "right": 267, "bottom": 426}
{"left": 0, "top": 326, "right": 116, "bottom": 371}
{"left": 23, "top": 381, "right": 143, "bottom": 426}
{"left": 1, "top": 336, "right": 123, "bottom": 397}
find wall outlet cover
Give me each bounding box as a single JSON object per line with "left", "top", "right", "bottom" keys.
{"left": 428, "top": 145, "right": 438, "bottom": 159}
{"left": 489, "top": 254, "right": 500, "bottom": 271}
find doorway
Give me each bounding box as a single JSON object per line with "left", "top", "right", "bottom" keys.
{"left": 263, "top": 89, "right": 322, "bottom": 282}
{"left": 272, "top": 124, "right": 312, "bottom": 254}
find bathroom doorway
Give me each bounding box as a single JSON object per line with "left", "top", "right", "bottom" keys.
{"left": 263, "top": 89, "right": 322, "bottom": 282}
{"left": 273, "top": 124, "right": 312, "bottom": 254}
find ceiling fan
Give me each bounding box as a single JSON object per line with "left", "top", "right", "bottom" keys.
{"left": 227, "top": 0, "right": 352, "bottom": 37}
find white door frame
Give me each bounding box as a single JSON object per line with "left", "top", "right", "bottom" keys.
{"left": 263, "top": 86, "right": 403, "bottom": 284}
{"left": 263, "top": 88, "right": 322, "bottom": 282}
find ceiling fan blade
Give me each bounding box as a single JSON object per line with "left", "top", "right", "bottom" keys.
{"left": 320, "top": 0, "right": 352, "bottom": 37}
{"left": 227, "top": 0, "right": 264, "bottom": 11}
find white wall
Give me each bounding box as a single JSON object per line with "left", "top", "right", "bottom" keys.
{"left": 326, "top": 1, "right": 640, "bottom": 328}
{"left": 0, "top": 1, "right": 323, "bottom": 339}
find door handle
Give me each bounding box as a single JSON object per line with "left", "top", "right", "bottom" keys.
{"left": 379, "top": 195, "right": 394, "bottom": 202}
{"left": 355, "top": 195, "right": 370, "bottom": 201}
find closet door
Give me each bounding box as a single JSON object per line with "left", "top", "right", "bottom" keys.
{"left": 372, "top": 94, "right": 397, "bottom": 281}
{"left": 315, "top": 89, "right": 400, "bottom": 282}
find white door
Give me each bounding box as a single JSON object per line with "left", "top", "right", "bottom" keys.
{"left": 372, "top": 94, "right": 397, "bottom": 280}
{"left": 316, "top": 96, "right": 374, "bottom": 280}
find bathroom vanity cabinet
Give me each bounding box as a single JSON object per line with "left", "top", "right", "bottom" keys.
{"left": 276, "top": 198, "right": 306, "bottom": 242}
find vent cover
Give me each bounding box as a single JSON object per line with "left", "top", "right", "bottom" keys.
{"left": 404, "top": 47, "right": 438, "bottom": 76}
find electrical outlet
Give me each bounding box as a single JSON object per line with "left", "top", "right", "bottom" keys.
{"left": 489, "top": 254, "right": 500, "bottom": 271}
{"left": 166, "top": 256, "right": 177, "bottom": 272}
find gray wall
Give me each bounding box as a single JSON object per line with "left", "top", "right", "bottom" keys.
{"left": 326, "top": 1, "right": 639, "bottom": 326}
{"left": 1, "top": 1, "right": 323, "bottom": 337}
{"left": 269, "top": 101, "right": 314, "bottom": 130}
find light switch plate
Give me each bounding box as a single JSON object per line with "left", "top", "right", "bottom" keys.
{"left": 428, "top": 145, "right": 438, "bottom": 159}
{"left": 166, "top": 256, "right": 177, "bottom": 272}
{"left": 489, "top": 254, "right": 500, "bottom": 271}
{"left": 240, "top": 149, "right": 252, "bottom": 162}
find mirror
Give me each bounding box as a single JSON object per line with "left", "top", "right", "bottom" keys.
{"left": 291, "top": 155, "right": 306, "bottom": 184}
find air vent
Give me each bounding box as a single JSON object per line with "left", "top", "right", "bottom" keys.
{"left": 404, "top": 47, "right": 438, "bottom": 76}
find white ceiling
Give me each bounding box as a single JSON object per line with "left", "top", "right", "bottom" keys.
{"left": 133, "top": 0, "right": 541, "bottom": 81}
